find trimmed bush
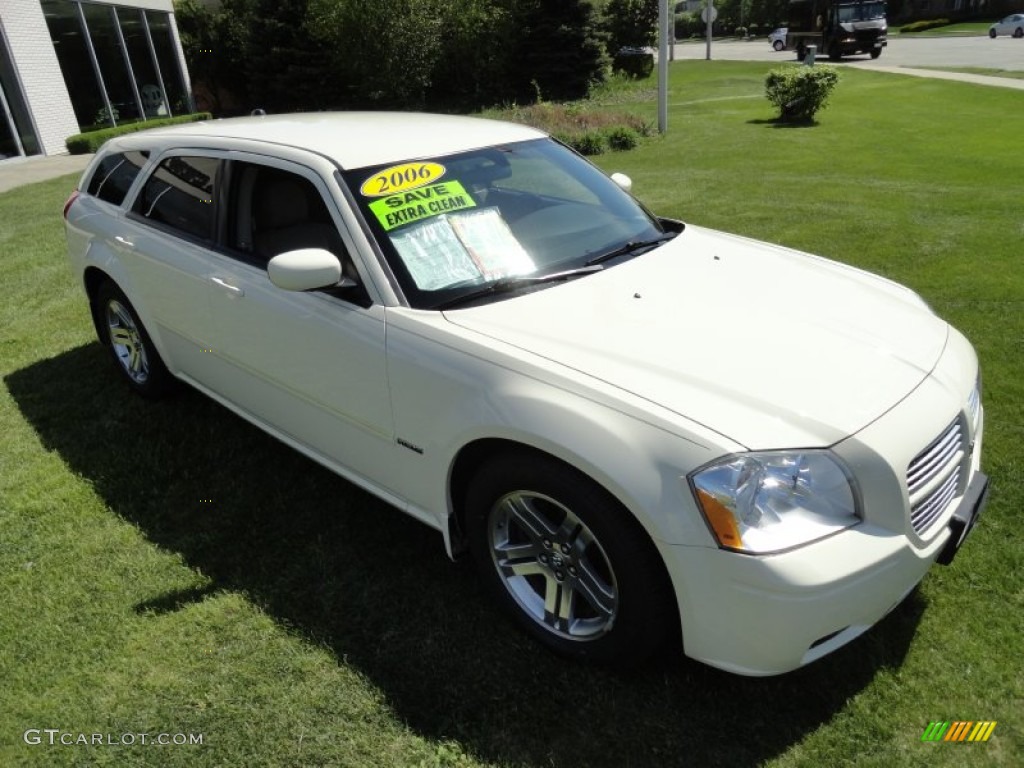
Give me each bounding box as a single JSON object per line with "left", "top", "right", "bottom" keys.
{"left": 65, "top": 113, "right": 213, "bottom": 154}
{"left": 764, "top": 65, "right": 839, "bottom": 122}
{"left": 604, "top": 126, "right": 639, "bottom": 151}
{"left": 557, "top": 130, "right": 607, "bottom": 156}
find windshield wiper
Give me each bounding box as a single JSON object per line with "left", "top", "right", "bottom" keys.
{"left": 435, "top": 265, "right": 604, "bottom": 310}
{"left": 585, "top": 232, "right": 678, "bottom": 267}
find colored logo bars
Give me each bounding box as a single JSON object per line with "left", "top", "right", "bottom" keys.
{"left": 921, "top": 721, "right": 997, "bottom": 742}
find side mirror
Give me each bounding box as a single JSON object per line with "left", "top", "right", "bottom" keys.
{"left": 268, "top": 248, "right": 354, "bottom": 292}
{"left": 610, "top": 172, "right": 633, "bottom": 193}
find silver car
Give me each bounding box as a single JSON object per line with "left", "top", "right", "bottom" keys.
{"left": 769, "top": 27, "right": 788, "bottom": 51}
{"left": 989, "top": 13, "right": 1024, "bottom": 37}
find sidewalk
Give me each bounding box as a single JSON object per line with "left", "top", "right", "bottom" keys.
{"left": 0, "top": 153, "right": 92, "bottom": 195}
{"left": 864, "top": 66, "right": 1024, "bottom": 90}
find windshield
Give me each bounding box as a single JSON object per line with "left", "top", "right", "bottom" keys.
{"left": 343, "top": 138, "right": 664, "bottom": 309}
{"left": 837, "top": 1, "right": 885, "bottom": 22}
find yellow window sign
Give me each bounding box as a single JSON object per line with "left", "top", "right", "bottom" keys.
{"left": 360, "top": 162, "right": 446, "bottom": 197}
{"left": 369, "top": 181, "right": 477, "bottom": 231}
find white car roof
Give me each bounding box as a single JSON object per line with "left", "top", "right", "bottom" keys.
{"left": 109, "top": 112, "right": 547, "bottom": 170}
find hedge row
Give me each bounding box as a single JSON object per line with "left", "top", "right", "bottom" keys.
{"left": 66, "top": 113, "right": 212, "bottom": 154}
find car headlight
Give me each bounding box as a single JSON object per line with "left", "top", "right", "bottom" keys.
{"left": 690, "top": 451, "right": 860, "bottom": 554}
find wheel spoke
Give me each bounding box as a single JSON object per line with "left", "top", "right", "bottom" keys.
{"left": 573, "top": 559, "right": 616, "bottom": 620}
{"left": 554, "top": 513, "right": 583, "bottom": 548}
{"left": 503, "top": 494, "right": 556, "bottom": 542}
{"left": 109, "top": 327, "right": 133, "bottom": 347}
{"left": 544, "top": 578, "right": 574, "bottom": 632}
{"left": 494, "top": 541, "right": 545, "bottom": 578}
{"left": 129, "top": 344, "right": 148, "bottom": 375}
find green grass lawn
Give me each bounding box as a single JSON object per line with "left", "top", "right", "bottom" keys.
{"left": 2, "top": 63, "right": 1022, "bottom": 767}
{"left": 896, "top": 22, "right": 992, "bottom": 36}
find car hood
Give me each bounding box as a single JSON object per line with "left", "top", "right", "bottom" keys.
{"left": 443, "top": 226, "right": 949, "bottom": 449}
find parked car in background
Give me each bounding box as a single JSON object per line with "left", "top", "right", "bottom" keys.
{"left": 769, "top": 26, "right": 788, "bottom": 50}
{"left": 989, "top": 13, "right": 1024, "bottom": 37}
{"left": 63, "top": 112, "right": 988, "bottom": 676}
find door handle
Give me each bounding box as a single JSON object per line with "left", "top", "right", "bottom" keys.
{"left": 114, "top": 235, "right": 134, "bottom": 248}
{"left": 210, "top": 276, "right": 245, "bottom": 296}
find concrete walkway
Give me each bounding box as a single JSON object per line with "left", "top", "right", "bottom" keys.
{"left": 0, "top": 153, "right": 92, "bottom": 195}
{"left": 862, "top": 66, "right": 1024, "bottom": 90}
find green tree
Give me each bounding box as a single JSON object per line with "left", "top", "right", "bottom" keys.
{"left": 510, "top": 0, "right": 609, "bottom": 102}
{"left": 603, "top": 0, "right": 659, "bottom": 52}
{"left": 175, "top": 0, "right": 258, "bottom": 114}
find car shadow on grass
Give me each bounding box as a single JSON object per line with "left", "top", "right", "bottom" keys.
{"left": 6, "top": 343, "right": 929, "bottom": 768}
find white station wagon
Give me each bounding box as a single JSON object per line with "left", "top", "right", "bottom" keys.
{"left": 63, "top": 113, "right": 988, "bottom": 675}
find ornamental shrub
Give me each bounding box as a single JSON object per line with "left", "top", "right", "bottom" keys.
{"left": 764, "top": 65, "right": 840, "bottom": 122}
{"left": 605, "top": 126, "right": 639, "bottom": 151}
{"left": 555, "top": 130, "right": 607, "bottom": 156}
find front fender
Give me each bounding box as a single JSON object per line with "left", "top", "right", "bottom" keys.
{"left": 385, "top": 309, "right": 736, "bottom": 550}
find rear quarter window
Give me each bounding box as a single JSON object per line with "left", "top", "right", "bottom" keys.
{"left": 85, "top": 151, "right": 149, "bottom": 206}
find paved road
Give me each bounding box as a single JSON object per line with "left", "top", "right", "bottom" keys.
{"left": 674, "top": 34, "right": 1024, "bottom": 70}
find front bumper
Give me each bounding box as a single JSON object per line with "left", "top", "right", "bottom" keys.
{"left": 661, "top": 327, "right": 985, "bottom": 675}
{"left": 660, "top": 526, "right": 936, "bottom": 675}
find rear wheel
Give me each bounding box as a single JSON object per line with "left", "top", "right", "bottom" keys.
{"left": 95, "top": 281, "right": 175, "bottom": 398}
{"left": 1014, "top": 27, "right": 1023, "bottom": 38}
{"left": 465, "top": 452, "right": 676, "bottom": 665}
{"left": 773, "top": 40, "right": 785, "bottom": 51}
{"left": 989, "top": 28, "right": 996, "bottom": 38}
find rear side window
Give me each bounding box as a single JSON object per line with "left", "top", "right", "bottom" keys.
{"left": 86, "top": 151, "right": 149, "bottom": 206}
{"left": 134, "top": 155, "right": 218, "bottom": 242}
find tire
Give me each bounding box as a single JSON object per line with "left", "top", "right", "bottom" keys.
{"left": 465, "top": 452, "right": 676, "bottom": 665}
{"left": 828, "top": 46, "right": 842, "bottom": 61}
{"left": 95, "top": 281, "right": 175, "bottom": 398}
{"left": 870, "top": 49, "right": 881, "bottom": 59}
{"left": 989, "top": 29, "right": 996, "bottom": 38}
{"left": 773, "top": 40, "right": 785, "bottom": 51}
{"left": 1014, "top": 27, "right": 1023, "bottom": 38}
{"left": 796, "top": 44, "right": 806, "bottom": 62}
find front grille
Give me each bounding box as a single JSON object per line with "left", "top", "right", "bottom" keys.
{"left": 907, "top": 419, "right": 964, "bottom": 536}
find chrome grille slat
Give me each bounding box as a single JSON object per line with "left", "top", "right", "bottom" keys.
{"left": 910, "top": 467, "right": 959, "bottom": 533}
{"left": 907, "top": 419, "right": 964, "bottom": 536}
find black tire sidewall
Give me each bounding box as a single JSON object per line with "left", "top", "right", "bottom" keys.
{"left": 465, "top": 452, "right": 675, "bottom": 665}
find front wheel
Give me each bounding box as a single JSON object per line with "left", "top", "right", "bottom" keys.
{"left": 95, "top": 281, "right": 176, "bottom": 398}
{"left": 989, "top": 28, "right": 996, "bottom": 38}
{"left": 773, "top": 40, "right": 785, "bottom": 51}
{"left": 870, "top": 48, "right": 882, "bottom": 59}
{"left": 465, "top": 453, "right": 676, "bottom": 665}
{"left": 1014, "top": 27, "right": 1023, "bottom": 38}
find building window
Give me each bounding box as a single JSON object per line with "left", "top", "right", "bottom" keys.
{"left": 80, "top": 1, "right": 143, "bottom": 125}
{"left": 40, "top": 0, "right": 107, "bottom": 129}
{"left": 145, "top": 11, "right": 191, "bottom": 115}
{"left": 1, "top": 36, "right": 41, "bottom": 157}
{"left": 39, "top": 0, "right": 191, "bottom": 131}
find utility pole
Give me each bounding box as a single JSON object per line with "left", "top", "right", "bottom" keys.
{"left": 658, "top": 0, "right": 669, "bottom": 133}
